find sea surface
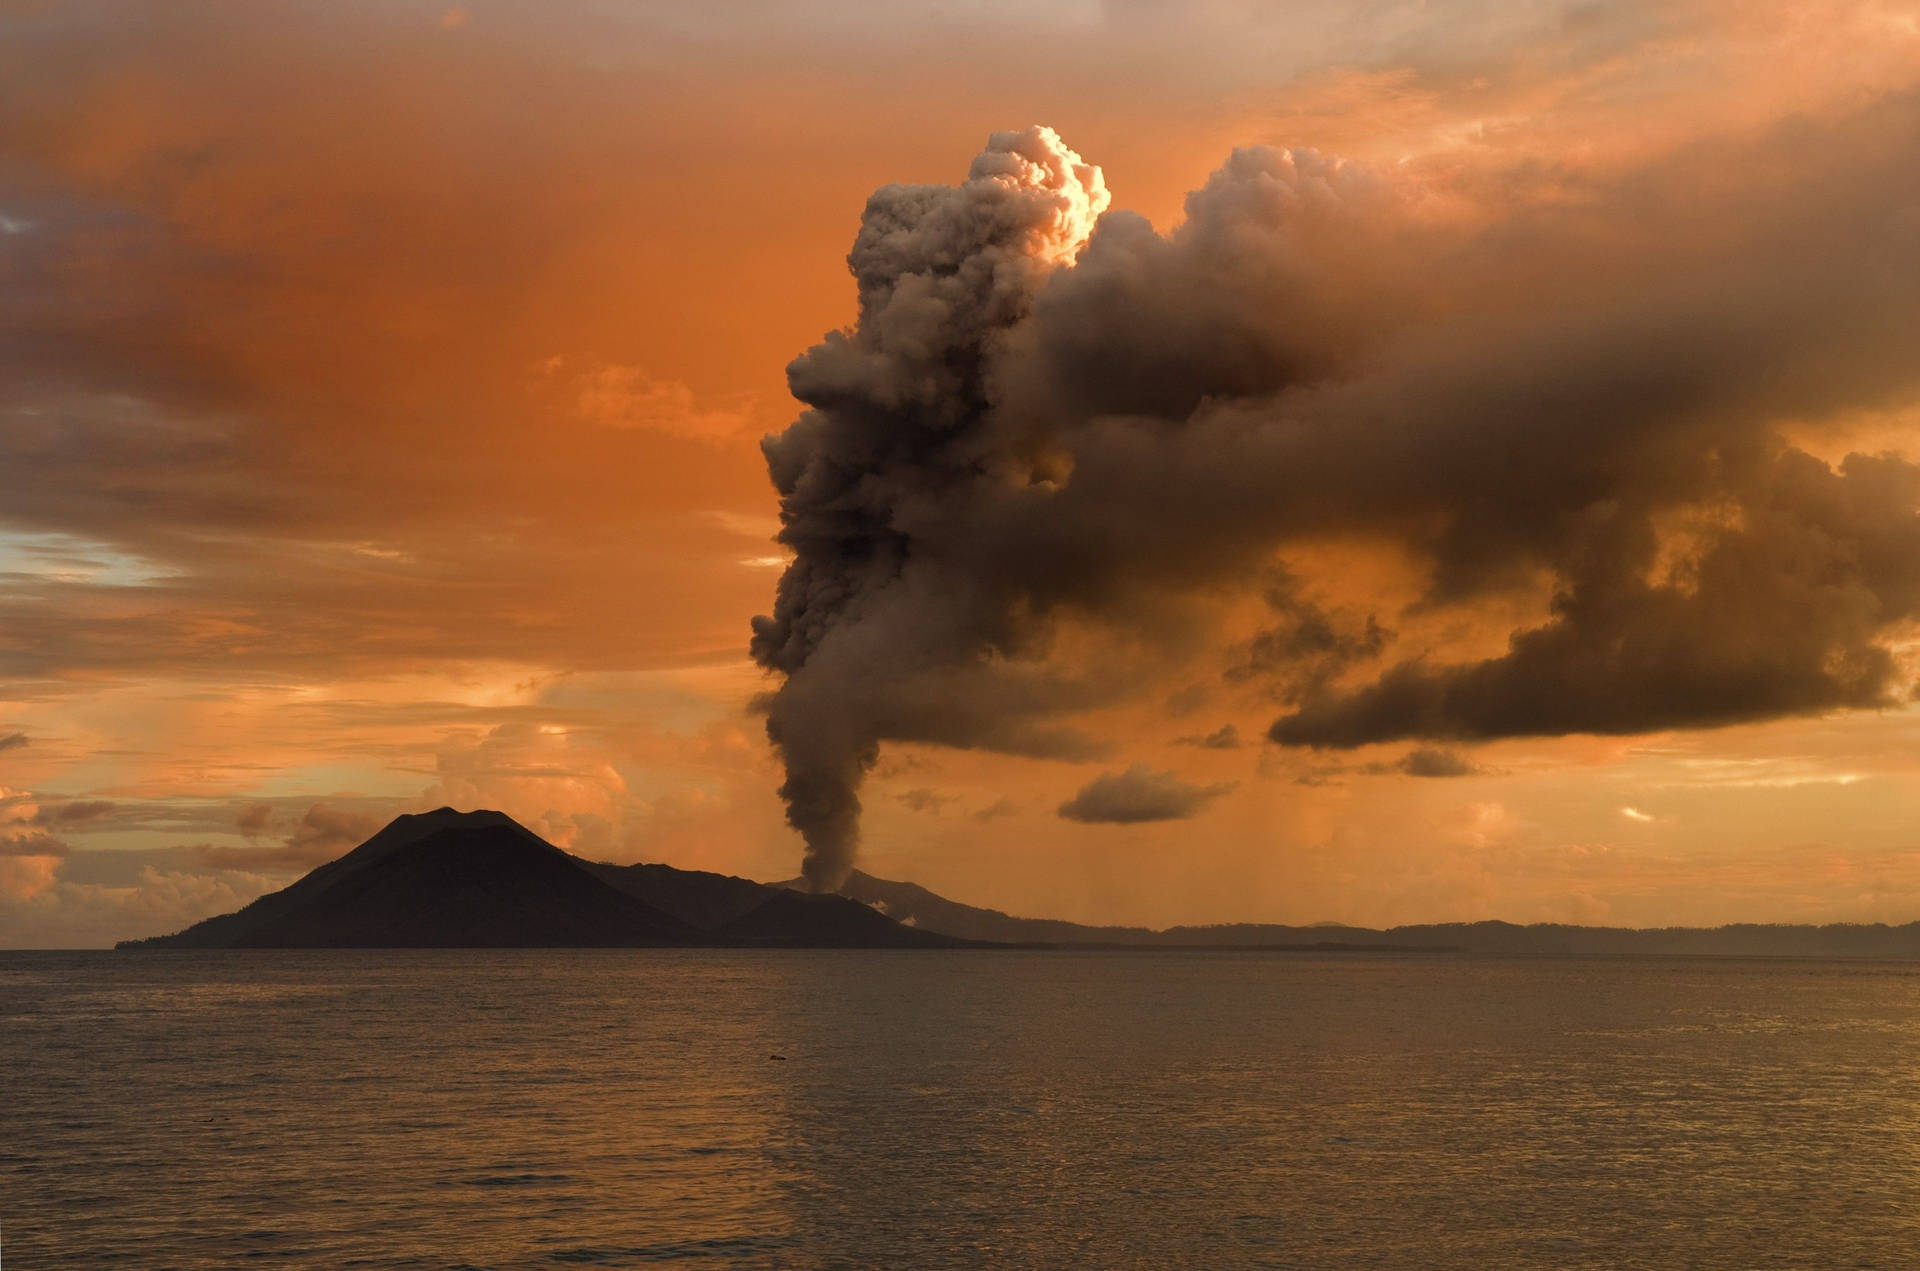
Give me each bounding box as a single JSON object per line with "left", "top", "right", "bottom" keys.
{"left": 5, "top": 950, "right": 1920, "bottom": 1269}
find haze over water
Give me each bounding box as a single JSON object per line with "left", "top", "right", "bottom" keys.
{"left": 7, "top": 950, "right": 1920, "bottom": 1268}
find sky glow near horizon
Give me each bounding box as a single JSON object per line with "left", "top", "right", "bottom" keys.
{"left": 6, "top": 0, "right": 1920, "bottom": 944}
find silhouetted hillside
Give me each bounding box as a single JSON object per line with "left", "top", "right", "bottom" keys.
{"left": 122, "top": 809, "right": 697, "bottom": 948}
{"left": 583, "top": 859, "right": 965, "bottom": 944}
{"left": 799, "top": 871, "right": 1155, "bottom": 943}
{"left": 791, "top": 871, "right": 1920, "bottom": 957}
{"left": 120, "top": 810, "right": 951, "bottom": 950}
{"left": 584, "top": 860, "right": 773, "bottom": 930}
{"left": 119, "top": 810, "right": 1920, "bottom": 957}
{"left": 716, "top": 889, "right": 966, "bottom": 948}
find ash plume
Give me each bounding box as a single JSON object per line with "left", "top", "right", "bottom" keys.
{"left": 758, "top": 102, "right": 1920, "bottom": 886}
{"left": 751, "top": 126, "right": 1109, "bottom": 889}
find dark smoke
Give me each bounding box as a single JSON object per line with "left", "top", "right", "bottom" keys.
{"left": 758, "top": 101, "right": 1920, "bottom": 885}
{"left": 751, "top": 127, "right": 1110, "bottom": 889}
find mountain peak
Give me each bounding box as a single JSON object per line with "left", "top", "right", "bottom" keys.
{"left": 404, "top": 806, "right": 511, "bottom": 825}
{"left": 122, "top": 807, "right": 694, "bottom": 948}
{"left": 117, "top": 808, "right": 957, "bottom": 949}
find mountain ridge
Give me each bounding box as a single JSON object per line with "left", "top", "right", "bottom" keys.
{"left": 119, "top": 809, "right": 962, "bottom": 950}
{"left": 117, "top": 808, "right": 1920, "bottom": 957}
{"left": 797, "top": 870, "right": 1920, "bottom": 958}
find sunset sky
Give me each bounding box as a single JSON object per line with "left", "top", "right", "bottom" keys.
{"left": 8, "top": 0, "right": 1920, "bottom": 946}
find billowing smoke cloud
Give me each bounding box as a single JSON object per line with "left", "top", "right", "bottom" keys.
{"left": 752, "top": 126, "right": 1110, "bottom": 889}
{"left": 1269, "top": 452, "right": 1920, "bottom": 745}
{"left": 758, "top": 101, "right": 1920, "bottom": 886}
{"left": 1058, "top": 765, "right": 1234, "bottom": 824}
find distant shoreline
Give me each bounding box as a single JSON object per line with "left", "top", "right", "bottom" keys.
{"left": 94, "top": 808, "right": 1920, "bottom": 960}
{"left": 32, "top": 939, "right": 1920, "bottom": 959}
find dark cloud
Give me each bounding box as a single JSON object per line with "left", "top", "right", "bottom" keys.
{"left": 26, "top": 801, "right": 381, "bottom": 880}
{"left": 1019, "top": 120, "right": 1916, "bottom": 646}
{"left": 752, "top": 126, "right": 1112, "bottom": 888}
{"left": 972, "top": 796, "right": 1019, "bottom": 822}
{"left": 1162, "top": 684, "right": 1212, "bottom": 717}
{"left": 1392, "top": 748, "right": 1485, "bottom": 779}
{"left": 188, "top": 843, "right": 334, "bottom": 872}
{"left": 1273, "top": 453, "right": 1920, "bottom": 746}
{"left": 1289, "top": 746, "right": 1490, "bottom": 783}
{"left": 1229, "top": 568, "right": 1389, "bottom": 699}
{"left": 33, "top": 799, "right": 115, "bottom": 827}
{"left": 897, "top": 788, "right": 955, "bottom": 814}
{"left": 0, "top": 831, "right": 68, "bottom": 858}
{"left": 284, "top": 804, "right": 380, "bottom": 858}
{"left": 0, "top": 733, "right": 27, "bottom": 753}
{"left": 1058, "top": 765, "right": 1235, "bottom": 824}
{"left": 190, "top": 803, "right": 377, "bottom": 872}
{"left": 999, "top": 112, "right": 1920, "bottom": 748}
{"left": 6, "top": 795, "right": 396, "bottom": 843}
{"left": 1177, "top": 724, "right": 1244, "bottom": 750}
{"left": 755, "top": 93, "right": 1920, "bottom": 882}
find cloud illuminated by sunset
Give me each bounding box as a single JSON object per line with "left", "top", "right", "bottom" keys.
{"left": 5, "top": 0, "right": 1920, "bottom": 944}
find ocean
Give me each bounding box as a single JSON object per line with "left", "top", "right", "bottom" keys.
{"left": 5, "top": 949, "right": 1919, "bottom": 1268}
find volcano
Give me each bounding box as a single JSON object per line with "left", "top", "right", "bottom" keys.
{"left": 120, "top": 808, "right": 963, "bottom": 950}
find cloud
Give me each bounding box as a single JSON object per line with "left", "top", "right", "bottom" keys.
{"left": 424, "top": 722, "right": 631, "bottom": 850}
{"left": 6, "top": 0, "right": 1920, "bottom": 936}
{"left": 1058, "top": 764, "right": 1234, "bottom": 824}
{"left": 0, "top": 785, "right": 66, "bottom": 899}
{"left": 897, "top": 788, "right": 955, "bottom": 814}
{"left": 236, "top": 802, "right": 273, "bottom": 838}
{"left": 283, "top": 803, "right": 380, "bottom": 856}
{"left": 1394, "top": 748, "right": 1486, "bottom": 779}
{"left": 0, "top": 854, "right": 63, "bottom": 901}
{"left": 0, "top": 861, "right": 280, "bottom": 946}
{"left": 750, "top": 83, "right": 1920, "bottom": 894}
{"left": 565, "top": 363, "right": 757, "bottom": 441}
{"left": 1006, "top": 123, "right": 1920, "bottom": 749}
{"left": 1270, "top": 454, "right": 1920, "bottom": 746}
{"left": 1294, "top": 744, "right": 1491, "bottom": 782}
{"left": 0, "top": 733, "right": 26, "bottom": 753}
{"left": 752, "top": 124, "right": 1112, "bottom": 888}
{"left": 1176, "top": 724, "right": 1244, "bottom": 750}
{"left": 1228, "top": 568, "right": 1389, "bottom": 698}
{"left": 33, "top": 799, "right": 115, "bottom": 826}
{"left": 0, "top": 832, "right": 67, "bottom": 858}
{"left": 972, "top": 796, "right": 1019, "bottom": 822}
{"left": 192, "top": 802, "right": 378, "bottom": 872}
{"left": 187, "top": 843, "right": 331, "bottom": 872}
{"left": 0, "top": 787, "right": 48, "bottom": 836}
{"left": 0, "top": 8, "right": 800, "bottom": 691}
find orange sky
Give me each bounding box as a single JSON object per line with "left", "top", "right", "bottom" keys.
{"left": 5, "top": 0, "right": 1920, "bottom": 945}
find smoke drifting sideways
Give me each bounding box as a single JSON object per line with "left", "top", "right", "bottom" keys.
{"left": 756, "top": 104, "right": 1920, "bottom": 890}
